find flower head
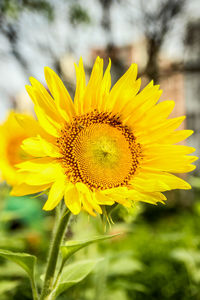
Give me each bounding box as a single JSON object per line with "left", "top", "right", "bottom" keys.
{"left": 11, "top": 57, "right": 198, "bottom": 215}
{"left": 0, "top": 112, "right": 37, "bottom": 185}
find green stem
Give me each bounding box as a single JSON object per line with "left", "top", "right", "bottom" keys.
{"left": 40, "top": 209, "right": 71, "bottom": 300}
{"left": 30, "top": 276, "right": 39, "bottom": 300}
{"left": 52, "top": 260, "right": 65, "bottom": 291}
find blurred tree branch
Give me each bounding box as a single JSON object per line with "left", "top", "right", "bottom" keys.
{"left": 140, "top": 0, "right": 186, "bottom": 82}
{"left": 69, "top": 3, "right": 90, "bottom": 26}
{"left": 0, "top": 0, "right": 53, "bottom": 75}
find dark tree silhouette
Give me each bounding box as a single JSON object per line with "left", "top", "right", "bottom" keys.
{"left": 0, "top": 0, "right": 53, "bottom": 75}
{"left": 140, "top": 0, "right": 185, "bottom": 82}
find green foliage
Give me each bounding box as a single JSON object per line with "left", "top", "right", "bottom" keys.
{"left": 108, "top": 253, "right": 143, "bottom": 276}
{"left": 54, "top": 259, "right": 102, "bottom": 298}
{"left": 58, "top": 202, "right": 200, "bottom": 300}
{"left": 1, "top": 185, "right": 200, "bottom": 300}
{"left": 4, "top": 195, "right": 44, "bottom": 229}
{"left": 0, "top": 280, "right": 19, "bottom": 296}
{"left": 171, "top": 248, "right": 200, "bottom": 283}
{"left": 61, "top": 234, "right": 119, "bottom": 263}
{"left": 0, "top": 249, "right": 36, "bottom": 279}
{"left": 69, "top": 4, "right": 90, "bottom": 26}
{"left": 0, "top": 0, "right": 54, "bottom": 20}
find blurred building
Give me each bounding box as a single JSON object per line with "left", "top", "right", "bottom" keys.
{"left": 184, "top": 20, "right": 200, "bottom": 165}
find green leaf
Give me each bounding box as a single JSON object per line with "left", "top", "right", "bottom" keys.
{"left": 54, "top": 258, "right": 102, "bottom": 298}
{"left": 0, "top": 249, "right": 36, "bottom": 279}
{"left": 0, "top": 280, "right": 19, "bottom": 295}
{"left": 60, "top": 234, "right": 119, "bottom": 263}
{"left": 108, "top": 256, "right": 143, "bottom": 276}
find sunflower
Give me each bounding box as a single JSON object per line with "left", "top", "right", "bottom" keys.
{"left": 11, "top": 57, "right": 198, "bottom": 215}
{"left": 0, "top": 111, "right": 38, "bottom": 186}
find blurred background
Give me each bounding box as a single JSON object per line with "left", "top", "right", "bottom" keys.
{"left": 0, "top": 0, "right": 200, "bottom": 299}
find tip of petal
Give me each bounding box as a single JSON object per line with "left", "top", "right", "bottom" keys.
{"left": 44, "top": 66, "right": 55, "bottom": 77}
{"left": 96, "top": 56, "right": 101, "bottom": 62}
{"left": 10, "top": 189, "right": 15, "bottom": 196}
{"left": 187, "top": 164, "right": 197, "bottom": 172}
{"left": 149, "top": 80, "right": 154, "bottom": 86}
{"left": 29, "top": 76, "right": 36, "bottom": 85}
{"left": 42, "top": 204, "right": 51, "bottom": 211}
{"left": 25, "top": 84, "right": 31, "bottom": 91}
{"left": 183, "top": 182, "right": 192, "bottom": 190}
{"left": 79, "top": 56, "right": 83, "bottom": 64}
{"left": 107, "top": 58, "right": 111, "bottom": 70}
{"left": 75, "top": 57, "right": 84, "bottom": 69}
{"left": 168, "top": 100, "right": 176, "bottom": 110}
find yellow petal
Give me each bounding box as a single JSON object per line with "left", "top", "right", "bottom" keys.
{"left": 22, "top": 136, "right": 60, "bottom": 158}
{"left": 81, "top": 195, "right": 96, "bottom": 216}
{"left": 43, "top": 176, "right": 66, "bottom": 210}
{"left": 136, "top": 116, "right": 186, "bottom": 144}
{"left": 106, "top": 64, "right": 140, "bottom": 112}
{"left": 98, "top": 59, "right": 111, "bottom": 111}
{"left": 95, "top": 191, "right": 114, "bottom": 205}
{"left": 131, "top": 171, "right": 191, "bottom": 192}
{"left": 121, "top": 81, "right": 160, "bottom": 119}
{"left": 134, "top": 100, "right": 175, "bottom": 130}
{"left": 74, "top": 57, "right": 86, "bottom": 114}
{"left": 11, "top": 183, "right": 51, "bottom": 196}
{"left": 44, "top": 67, "right": 75, "bottom": 122}
{"left": 27, "top": 81, "right": 63, "bottom": 124}
{"left": 143, "top": 144, "right": 196, "bottom": 157}
{"left": 17, "top": 159, "right": 63, "bottom": 185}
{"left": 128, "top": 189, "right": 166, "bottom": 204}
{"left": 15, "top": 113, "right": 54, "bottom": 142}
{"left": 34, "top": 105, "right": 60, "bottom": 137}
{"left": 157, "top": 129, "right": 194, "bottom": 144}
{"left": 76, "top": 182, "right": 102, "bottom": 214}
{"left": 26, "top": 85, "right": 59, "bottom": 126}
{"left": 64, "top": 183, "right": 81, "bottom": 215}
{"left": 82, "top": 56, "right": 104, "bottom": 113}
{"left": 141, "top": 155, "right": 198, "bottom": 173}
{"left": 124, "top": 88, "right": 162, "bottom": 127}
{"left": 16, "top": 157, "right": 55, "bottom": 171}
{"left": 103, "top": 187, "right": 132, "bottom": 207}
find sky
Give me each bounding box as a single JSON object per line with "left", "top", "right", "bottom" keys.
{"left": 0, "top": 0, "right": 199, "bottom": 121}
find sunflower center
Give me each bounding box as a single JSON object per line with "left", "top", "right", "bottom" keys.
{"left": 57, "top": 111, "right": 142, "bottom": 190}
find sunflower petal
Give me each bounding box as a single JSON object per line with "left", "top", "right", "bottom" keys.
{"left": 136, "top": 116, "right": 186, "bottom": 144}
{"left": 64, "top": 183, "right": 81, "bottom": 215}
{"left": 44, "top": 67, "right": 75, "bottom": 121}
{"left": 15, "top": 113, "right": 53, "bottom": 141}
{"left": 131, "top": 171, "right": 191, "bottom": 192}
{"left": 22, "top": 136, "right": 60, "bottom": 158}
{"left": 157, "top": 129, "right": 194, "bottom": 144}
{"left": 17, "top": 159, "right": 63, "bottom": 185}
{"left": 128, "top": 189, "right": 166, "bottom": 204}
{"left": 74, "top": 57, "right": 86, "bottom": 114}
{"left": 34, "top": 105, "right": 60, "bottom": 137}
{"left": 43, "top": 176, "right": 66, "bottom": 210}
{"left": 11, "top": 183, "right": 51, "bottom": 196}
{"left": 141, "top": 155, "right": 198, "bottom": 173}
{"left": 82, "top": 56, "right": 104, "bottom": 113}
{"left": 106, "top": 64, "right": 139, "bottom": 112}
{"left": 99, "top": 59, "right": 111, "bottom": 111}
{"left": 76, "top": 182, "right": 102, "bottom": 214}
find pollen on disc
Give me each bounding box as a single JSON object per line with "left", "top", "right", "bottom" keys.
{"left": 74, "top": 124, "right": 133, "bottom": 188}
{"left": 56, "top": 111, "right": 142, "bottom": 190}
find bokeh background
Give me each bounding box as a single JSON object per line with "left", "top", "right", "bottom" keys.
{"left": 0, "top": 0, "right": 200, "bottom": 299}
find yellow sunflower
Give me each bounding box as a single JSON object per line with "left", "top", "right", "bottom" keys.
{"left": 11, "top": 57, "right": 198, "bottom": 215}
{"left": 0, "top": 111, "right": 39, "bottom": 186}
